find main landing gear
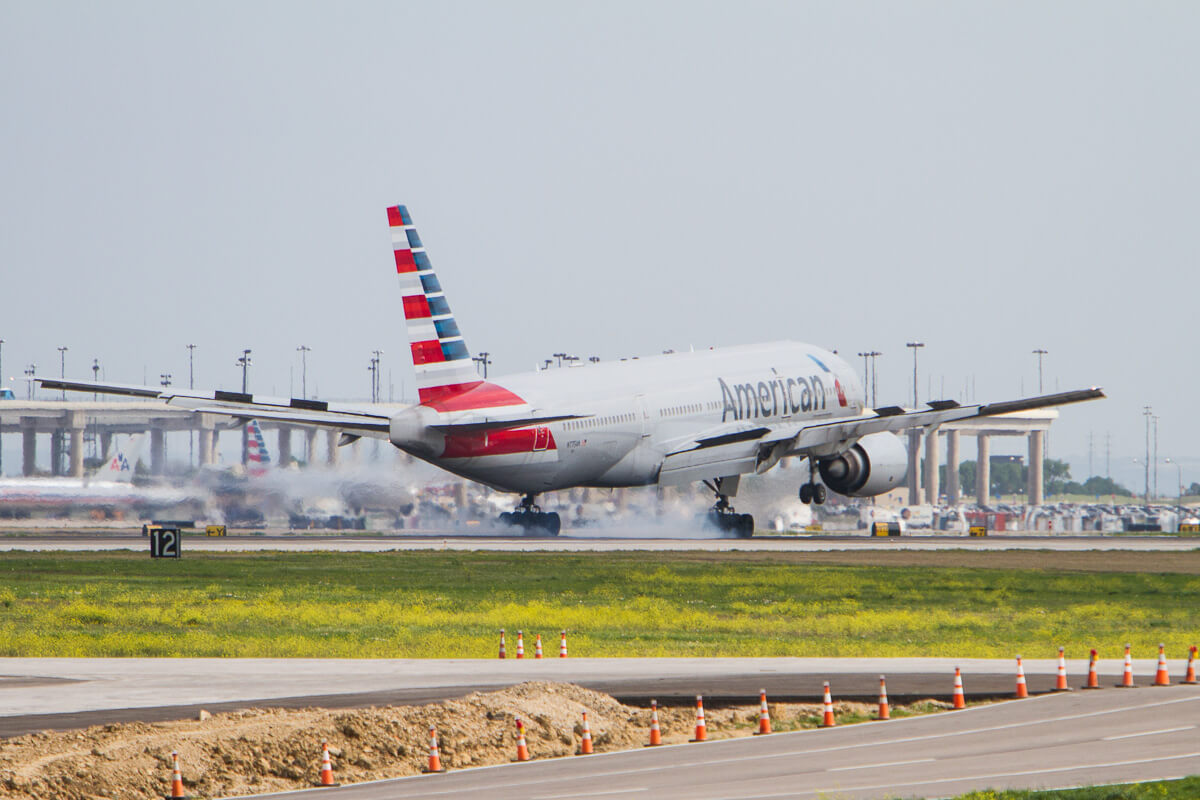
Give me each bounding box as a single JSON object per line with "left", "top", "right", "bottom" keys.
{"left": 799, "top": 459, "right": 827, "bottom": 505}
{"left": 704, "top": 485, "right": 754, "bottom": 539}
{"left": 498, "top": 494, "right": 561, "bottom": 537}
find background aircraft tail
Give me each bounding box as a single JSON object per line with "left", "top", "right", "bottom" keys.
{"left": 388, "top": 205, "right": 482, "bottom": 405}
{"left": 246, "top": 420, "right": 271, "bottom": 476}
{"left": 96, "top": 434, "right": 145, "bottom": 483}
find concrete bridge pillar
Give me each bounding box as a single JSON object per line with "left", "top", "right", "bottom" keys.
{"left": 976, "top": 434, "right": 991, "bottom": 506}
{"left": 1028, "top": 430, "right": 1045, "bottom": 506}
{"left": 67, "top": 411, "right": 85, "bottom": 478}
{"left": 150, "top": 427, "right": 165, "bottom": 475}
{"left": 945, "top": 430, "right": 961, "bottom": 504}
{"left": 50, "top": 429, "right": 64, "bottom": 477}
{"left": 277, "top": 425, "right": 292, "bottom": 467}
{"left": 198, "top": 415, "right": 216, "bottom": 466}
{"left": 326, "top": 429, "right": 340, "bottom": 466}
{"left": 100, "top": 431, "right": 113, "bottom": 461}
{"left": 907, "top": 430, "right": 923, "bottom": 505}
{"left": 924, "top": 429, "right": 940, "bottom": 504}
{"left": 305, "top": 428, "right": 317, "bottom": 466}
{"left": 21, "top": 418, "right": 37, "bottom": 476}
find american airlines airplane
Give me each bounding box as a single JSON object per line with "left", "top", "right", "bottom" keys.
{"left": 42, "top": 205, "right": 1103, "bottom": 536}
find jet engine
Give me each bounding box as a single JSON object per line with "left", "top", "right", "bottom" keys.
{"left": 817, "top": 431, "right": 908, "bottom": 497}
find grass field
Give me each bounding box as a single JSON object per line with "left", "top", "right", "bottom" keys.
{"left": 0, "top": 550, "right": 1197, "bottom": 658}
{"left": 946, "top": 775, "right": 1200, "bottom": 799}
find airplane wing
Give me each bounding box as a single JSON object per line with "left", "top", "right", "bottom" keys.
{"left": 658, "top": 388, "right": 1104, "bottom": 486}
{"left": 38, "top": 378, "right": 393, "bottom": 437}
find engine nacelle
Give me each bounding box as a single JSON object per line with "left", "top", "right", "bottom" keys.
{"left": 817, "top": 431, "right": 908, "bottom": 497}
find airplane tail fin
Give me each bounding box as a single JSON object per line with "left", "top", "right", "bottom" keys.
{"left": 246, "top": 420, "right": 271, "bottom": 476}
{"left": 388, "top": 205, "right": 482, "bottom": 405}
{"left": 96, "top": 434, "right": 145, "bottom": 483}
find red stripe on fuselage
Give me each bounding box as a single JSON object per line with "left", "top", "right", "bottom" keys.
{"left": 394, "top": 248, "right": 417, "bottom": 273}
{"left": 441, "top": 428, "right": 556, "bottom": 459}
{"left": 419, "top": 381, "right": 527, "bottom": 411}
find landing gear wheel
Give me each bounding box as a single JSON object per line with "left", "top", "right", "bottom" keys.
{"left": 813, "top": 484, "right": 827, "bottom": 505}
{"left": 496, "top": 495, "right": 559, "bottom": 537}
{"left": 737, "top": 514, "right": 754, "bottom": 538}
{"left": 799, "top": 484, "right": 813, "bottom": 504}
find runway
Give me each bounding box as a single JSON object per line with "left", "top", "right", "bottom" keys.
{"left": 0, "top": 656, "right": 1187, "bottom": 737}
{"left": 1, "top": 530, "right": 1197, "bottom": 552}
{"left": 231, "top": 686, "right": 1200, "bottom": 799}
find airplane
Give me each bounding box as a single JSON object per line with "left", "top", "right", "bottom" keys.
{"left": 0, "top": 434, "right": 201, "bottom": 516}
{"left": 40, "top": 204, "right": 1104, "bottom": 536}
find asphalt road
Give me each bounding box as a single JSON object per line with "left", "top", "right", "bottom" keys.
{"left": 1, "top": 657, "right": 1188, "bottom": 738}
{"left": 229, "top": 685, "right": 1200, "bottom": 800}
{"left": 1, "top": 530, "right": 1197, "bottom": 552}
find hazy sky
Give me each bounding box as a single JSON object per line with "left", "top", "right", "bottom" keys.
{"left": 2, "top": 2, "right": 1198, "bottom": 490}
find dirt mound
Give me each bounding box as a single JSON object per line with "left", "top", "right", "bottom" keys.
{"left": 0, "top": 682, "right": 948, "bottom": 799}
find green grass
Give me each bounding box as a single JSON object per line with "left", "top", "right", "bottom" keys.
{"left": 0, "top": 551, "right": 1196, "bottom": 658}
{"left": 940, "top": 775, "right": 1200, "bottom": 799}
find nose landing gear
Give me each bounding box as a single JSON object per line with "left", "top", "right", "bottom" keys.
{"left": 498, "top": 494, "right": 561, "bottom": 536}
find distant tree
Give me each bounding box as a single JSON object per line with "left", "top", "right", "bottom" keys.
{"left": 1186, "top": 481, "right": 1200, "bottom": 497}
{"left": 1043, "top": 459, "right": 1072, "bottom": 495}
{"left": 959, "top": 460, "right": 976, "bottom": 495}
{"left": 1080, "top": 476, "right": 1134, "bottom": 497}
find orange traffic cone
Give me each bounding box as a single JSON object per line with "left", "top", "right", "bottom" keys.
{"left": 1083, "top": 649, "right": 1100, "bottom": 689}
{"left": 690, "top": 695, "right": 708, "bottom": 741}
{"left": 1118, "top": 643, "right": 1135, "bottom": 687}
{"left": 1182, "top": 646, "right": 1197, "bottom": 685}
{"left": 877, "top": 675, "right": 890, "bottom": 720}
{"left": 1015, "top": 656, "right": 1028, "bottom": 699}
{"left": 514, "top": 718, "right": 530, "bottom": 762}
{"left": 820, "top": 682, "right": 836, "bottom": 727}
{"left": 559, "top": 630, "right": 569, "bottom": 658}
{"left": 498, "top": 629, "right": 507, "bottom": 659}
{"left": 951, "top": 667, "right": 966, "bottom": 709}
{"left": 318, "top": 740, "right": 340, "bottom": 785}
{"left": 516, "top": 630, "right": 525, "bottom": 659}
{"left": 646, "top": 699, "right": 662, "bottom": 746}
{"left": 534, "top": 634, "right": 544, "bottom": 659}
{"left": 754, "top": 689, "right": 772, "bottom": 735}
{"left": 167, "top": 750, "right": 187, "bottom": 799}
{"left": 423, "top": 727, "right": 445, "bottom": 773}
{"left": 1054, "top": 647, "right": 1070, "bottom": 691}
{"left": 1154, "top": 643, "right": 1170, "bottom": 686}
{"left": 579, "top": 711, "right": 594, "bottom": 754}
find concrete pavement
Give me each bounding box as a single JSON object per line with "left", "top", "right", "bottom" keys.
{"left": 228, "top": 685, "right": 1200, "bottom": 799}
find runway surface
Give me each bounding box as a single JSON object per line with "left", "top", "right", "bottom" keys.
{"left": 1, "top": 530, "right": 1197, "bottom": 552}
{"left": 1, "top": 656, "right": 1187, "bottom": 738}
{"left": 232, "top": 685, "right": 1200, "bottom": 800}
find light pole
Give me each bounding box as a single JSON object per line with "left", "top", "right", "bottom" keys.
{"left": 1152, "top": 415, "right": 1159, "bottom": 500}
{"left": 57, "top": 346, "right": 68, "bottom": 400}
{"left": 186, "top": 344, "right": 196, "bottom": 467}
{"left": 1165, "top": 457, "right": 1182, "bottom": 498}
{"left": 857, "top": 352, "right": 869, "bottom": 395}
{"left": 1032, "top": 348, "right": 1047, "bottom": 394}
{"left": 237, "top": 350, "right": 252, "bottom": 394}
{"left": 473, "top": 351, "right": 491, "bottom": 379}
{"left": 160, "top": 373, "right": 172, "bottom": 389}
{"left": 906, "top": 342, "right": 924, "bottom": 407}
{"left": 237, "top": 350, "right": 252, "bottom": 465}
{"left": 1143, "top": 406, "right": 1152, "bottom": 506}
{"left": 553, "top": 352, "right": 567, "bottom": 368}
{"left": 371, "top": 350, "right": 383, "bottom": 402}
{"left": 24, "top": 364, "right": 35, "bottom": 400}
{"left": 588, "top": 356, "right": 600, "bottom": 365}
{"left": 92, "top": 359, "right": 100, "bottom": 400}
{"left": 296, "top": 345, "right": 311, "bottom": 400}
{"left": 868, "top": 351, "right": 881, "bottom": 407}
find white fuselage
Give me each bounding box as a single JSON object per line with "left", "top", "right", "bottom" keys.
{"left": 400, "top": 341, "right": 866, "bottom": 494}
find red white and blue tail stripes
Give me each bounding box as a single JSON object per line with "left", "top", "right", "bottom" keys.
{"left": 388, "top": 205, "right": 527, "bottom": 413}
{"left": 246, "top": 419, "right": 271, "bottom": 476}
{"left": 389, "top": 205, "right": 487, "bottom": 404}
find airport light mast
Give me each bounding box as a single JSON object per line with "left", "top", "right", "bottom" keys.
{"left": 906, "top": 342, "right": 924, "bottom": 407}
{"left": 296, "top": 345, "right": 311, "bottom": 400}
{"left": 24, "top": 364, "right": 35, "bottom": 400}
{"left": 1143, "top": 406, "right": 1152, "bottom": 506}
{"left": 473, "top": 351, "right": 491, "bottom": 379}
{"left": 57, "top": 346, "right": 68, "bottom": 401}
{"left": 1032, "top": 348, "right": 1047, "bottom": 394}
{"left": 1165, "top": 457, "right": 1182, "bottom": 498}
{"left": 237, "top": 349, "right": 252, "bottom": 465}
